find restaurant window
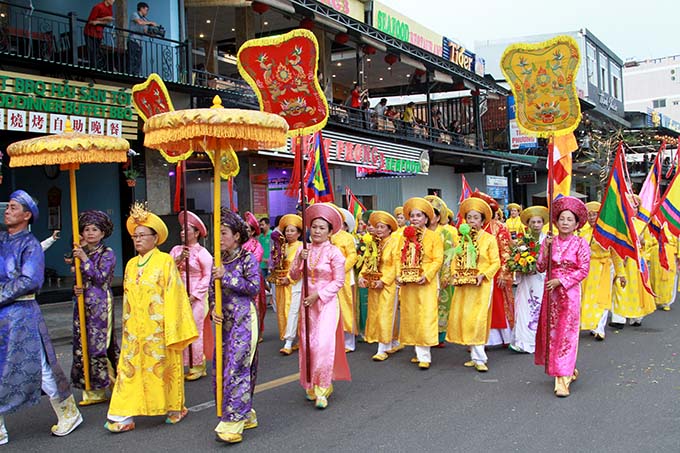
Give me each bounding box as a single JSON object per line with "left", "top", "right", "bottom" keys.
{"left": 610, "top": 64, "right": 622, "bottom": 101}
{"left": 599, "top": 53, "right": 609, "bottom": 93}
{"left": 653, "top": 99, "right": 667, "bottom": 108}
{"left": 586, "top": 43, "right": 597, "bottom": 85}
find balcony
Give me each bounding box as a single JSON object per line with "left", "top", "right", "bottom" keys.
{"left": 0, "top": 0, "right": 191, "bottom": 84}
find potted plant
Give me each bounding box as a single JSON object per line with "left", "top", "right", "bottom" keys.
{"left": 123, "top": 168, "right": 140, "bottom": 187}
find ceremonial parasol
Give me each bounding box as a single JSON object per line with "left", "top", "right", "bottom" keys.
{"left": 143, "top": 95, "right": 288, "bottom": 417}
{"left": 7, "top": 123, "right": 130, "bottom": 391}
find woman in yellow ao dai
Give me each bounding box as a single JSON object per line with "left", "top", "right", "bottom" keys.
{"left": 106, "top": 205, "right": 197, "bottom": 433}
{"left": 446, "top": 198, "right": 500, "bottom": 372}
{"left": 359, "top": 211, "right": 400, "bottom": 361}
{"left": 396, "top": 197, "right": 443, "bottom": 369}
{"left": 273, "top": 214, "right": 303, "bottom": 355}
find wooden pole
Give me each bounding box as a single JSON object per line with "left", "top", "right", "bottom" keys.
{"left": 297, "top": 134, "right": 311, "bottom": 384}
{"left": 545, "top": 135, "right": 555, "bottom": 365}
{"left": 69, "top": 164, "right": 90, "bottom": 390}
{"left": 213, "top": 150, "right": 224, "bottom": 417}
{"left": 182, "top": 161, "right": 193, "bottom": 368}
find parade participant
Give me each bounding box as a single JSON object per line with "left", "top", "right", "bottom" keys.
{"left": 212, "top": 209, "right": 261, "bottom": 444}
{"left": 579, "top": 202, "right": 622, "bottom": 340}
{"left": 290, "top": 203, "right": 350, "bottom": 409}
{"left": 330, "top": 207, "right": 359, "bottom": 352}
{"left": 0, "top": 191, "right": 83, "bottom": 445}
{"left": 424, "top": 195, "right": 456, "bottom": 346}
{"left": 505, "top": 203, "right": 525, "bottom": 238}
{"left": 41, "top": 230, "right": 61, "bottom": 252}
{"left": 535, "top": 196, "right": 590, "bottom": 398}
{"left": 648, "top": 224, "right": 679, "bottom": 311}
{"left": 243, "top": 212, "right": 266, "bottom": 338}
{"left": 446, "top": 198, "right": 500, "bottom": 371}
{"left": 394, "top": 206, "right": 407, "bottom": 232}
{"left": 105, "top": 203, "right": 197, "bottom": 433}
{"left": 357, "top": 210, "right": 374, "bottom": 336}
{"left": 273, "top": 214, "right": 303, "bottom": 355}
{"left": 610, "top": 195, "right": 655, "bottom": 328}
{"left": 396, "top": 197, "right": 444, "bottom": 369}
{"left": 359, "top": 211, "right": 400, "bottom": 361}
{"left": 169, "top": 210, "right": 213, "bottom": 381}
{"left": 471, "top": 192, "right": 514, "bottom": 346}
{"left": 508, "top": 206, "right": 548, "bottom": 353}
{"left": 258, "top": 217, "right": 272, "bottom": 285}
{"left": 71, "top": 210, "right": 119, "bottom": 405}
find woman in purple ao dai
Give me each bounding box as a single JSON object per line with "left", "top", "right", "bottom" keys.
{"left": 211, "top": 210, "right": 261, "bottom": 444}
{"left": 534, "top": 196, "right": 590, "bottom": 398}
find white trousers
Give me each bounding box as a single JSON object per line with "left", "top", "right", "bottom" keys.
{"left": 283, "top": 284, "right": 302, "bottom": 342}
{"left": 414, "top": 346, "right": 431, "bottom": 363}
{"left": 593, "top": 310, "right": 609, "bottom": 336}
{"left": 40, "top": 344, "right": 59, "bottom": 399}
{"left": 344, "top": 332, "right": 356, "bottom": 351}
{"left": 471, "top": 345, "right": 488, "bottom": 364}
{"left": 612, "top": 312, "right": 643, "bottom": 324}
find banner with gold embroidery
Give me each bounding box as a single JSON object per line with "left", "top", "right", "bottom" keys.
{"left": 500, "top": 36, "right": 581, "bottom": 137}
{"left": 237, "top": 29, "right": 329, "bottom": 136}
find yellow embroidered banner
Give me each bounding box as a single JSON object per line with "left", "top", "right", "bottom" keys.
{"left": 501, "top": 36, "right": 581, "bottom": 137}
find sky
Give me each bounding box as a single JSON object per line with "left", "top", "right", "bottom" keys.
{"left": 387, "top": 0, "right": 678, "bottom": 62}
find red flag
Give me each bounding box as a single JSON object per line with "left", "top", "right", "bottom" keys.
{"left": 345, "top": 186, "right": 366, "bottom": 223}
{"left": 456, "top": 175, "right": 472, "bottom": 226}
{"left": 304, "top": 131, "right": 334, "bottom": 203}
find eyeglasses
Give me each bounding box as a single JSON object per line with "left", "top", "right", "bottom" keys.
{"left": 131, "top": 233, "right": 156, "bottom": 239}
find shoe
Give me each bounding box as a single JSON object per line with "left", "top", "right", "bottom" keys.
{"left": 410, "top": 357, "right": 420, "bottom": 363}
{"left": 305, "top": 390, "right": 316, "bottom": 401}
{"left": 555, "top": 388, "right": 570, "bottom": 397}
{"left": 216, "top": 432, "right": 243, "bottom": 444}
{"left": 372, "top": 353, "right": 388, "bottom": 361}
{"left": 418, "top": 362, "right": 430, "bottom": 370}
{"left": 50, "top": 395, "right": 83, "bottom": 436}
{"left": 345, "top": 348, "right": 354, "bottom": 353}
{"left": 165, "top": 407, "right": 188, "bottom": 424}
{"left": 79, "top": 397, "right": 108, "bottom": 407}
{"left": 608, "top": 322, "right": 625, "bottom": 329}
{"left": 315, "top": 396, "right": 328, "bottom": 409}
{"left": 572, "top": 369, "right": 579, "bottom": 382}
{"left": 463, "top": 360, "right": 476, "bottom": 367}
{"left": 662, "top": 306, "right": 671, "bottom": 311}
{"left": 630, "top": 321, "right": 642, "bottom": 327}
{"left": 0, "top": 415, "right": 7, "bottom": 445}
{"left": 386, "top": 344, "right": 404, "bottom": 354}
{"left": 292, "top": 344, "right": 300, "bottom": 351}
{"left": 434, "top": 342, "right": 446, "bottom": 348}
{"left": 105, "top": 421, "right": 135, "bottom": 433}
{"left": 594, "top": 333, "right": 605, "bottom": 341}
{"left": 185, "top": 370, "right": 207, "bottom": 381}
{"left": 279, "top": 347, "right": 293, "bottom": 355}
{"left": 508, "top": 344, "right": 527, "bottom": 353}
{"left": 258, "top": 337, "right": 264, "bottom": 343}
{"left": 474, "top": 363, "right": 489, "bottom": 372}
{"left": 244, "top": 410, "right": 258, "bottom": 430}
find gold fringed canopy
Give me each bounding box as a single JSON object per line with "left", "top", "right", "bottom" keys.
{"left": 143, "top": 96, "right": 289, "bottom": 179}
{"left": 7, "top": 128, "right": 130, "bottom": 167}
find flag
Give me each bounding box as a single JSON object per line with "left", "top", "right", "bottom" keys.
{"left": 345, "top": 186, "right": 365, "bottom": 225}
{"left": 593, "top": 142, "right": 654, "bottom": 295}
{"left": 455, "top": 175, "right": 472, "bottom": 226}
{"left": 637, "top": 143, "right": 669, "bottom": 270}
{"left": 637, "top": 144, "right": 663, "bottom": 223}
{"left": 304, "top": 131, "right": 334, "bottom": 203}
{"left": 652, "top": 165, "right": 680, "bottom": 237}
{"left": 547, "top": 133, "right": 577, "bottom": 202}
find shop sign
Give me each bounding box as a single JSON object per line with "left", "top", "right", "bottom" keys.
{"left": 442, "top": 37, "right": 475, "bottom": 72}
{"left": 317, "top": 0, "right": 365, "bottom": 22}
{"left": 0, "top": 70, "right": 137, "bottom": 139}
{"left": 372, "top": 1, "right": 443, "bottom": 56}
{"left": 276, "top": 130, "right": 428, "bottom": 175}
{"left": 598, "top": 91, "right": 619, "bottom": 112}
{"left": 507, "top": 96, "right": 537, "bottom": 150}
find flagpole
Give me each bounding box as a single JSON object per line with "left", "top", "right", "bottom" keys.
{"left": 182, "top": 160, "right": 194, "bottom": 368}
{"left": 546, "top": 134, "right": 555, "bottom": 365}
{"left": 297, "top": 133, "right": 312, "bottom": 385}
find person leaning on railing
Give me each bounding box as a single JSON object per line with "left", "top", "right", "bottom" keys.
{"left": 128, "top": 2, "right": 158, "bottom": 76}
{"left": 84, "top": 0, "right": 115, "bottom": 70}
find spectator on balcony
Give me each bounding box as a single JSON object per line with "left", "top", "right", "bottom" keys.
{"left": 128, "top": 2, "right": 158, "bottom": 76}
{"left": 403, "top": 102, "right": 415, "bottom": 136}
{"left": 84, "top": 0, "right": 115, "bottom": 70}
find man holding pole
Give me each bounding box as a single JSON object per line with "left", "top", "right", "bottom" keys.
{"left": 0, "top": 190, "right": 83, "bottom": 445}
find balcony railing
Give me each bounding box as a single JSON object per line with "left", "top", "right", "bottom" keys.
{"left": 0, "top": 0, "right": 190, "bottom": 83}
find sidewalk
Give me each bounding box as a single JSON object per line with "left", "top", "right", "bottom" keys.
{"left": 41, "top": 296, "right": 124, "bottom": 345}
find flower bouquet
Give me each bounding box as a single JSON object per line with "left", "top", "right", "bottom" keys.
{"left": 507, "top": 232, "right": 540, "bottom": 274}
{"left": 399, "top": 225, "right": 423, "bottom": 282}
